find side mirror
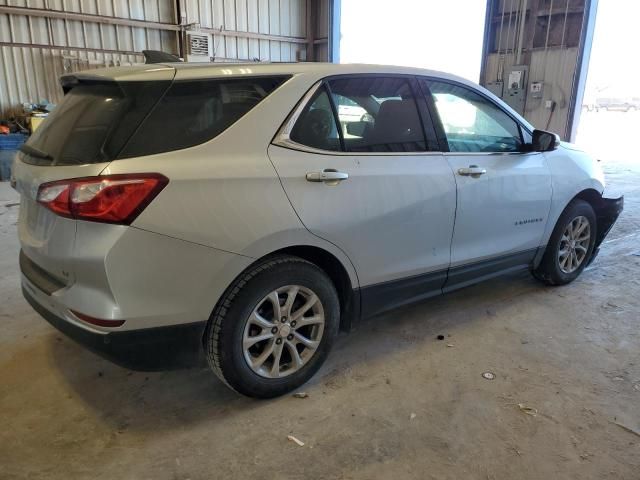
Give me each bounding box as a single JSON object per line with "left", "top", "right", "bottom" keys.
{"left": 532, "top": 129, "right": 560, "bottom": 152}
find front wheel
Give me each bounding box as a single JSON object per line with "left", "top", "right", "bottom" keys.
{"left": 205, "top": 255, "right": 339, "bottom": 398}
{"left": 532, "top": 199, "right": 597, "bottom": 285}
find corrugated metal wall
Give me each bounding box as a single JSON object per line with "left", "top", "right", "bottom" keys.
{"left": 481, "top": 0, "right": 589, "bottom": 139}
{"left": 0, "top": 0, "right": 331, "bottom": 117}
{"left": 484, "top": 49, "right": 579, "bottom": 134}
{"left": 0, "top": 0, "right": 177, "bottom": 115}
{"left": 313, "top": 0, "right": 329, "bottom": 62}
{"left": 183, "top": 0, "right": 306, "bottom": 62}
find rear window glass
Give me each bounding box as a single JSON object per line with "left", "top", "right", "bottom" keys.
{"left": 120, "top": 76, "right": 288, "bottom": 158}
{"left": 21, "top": 76, "right": 287, "bottom": 165}
{"left": 21, "top": 81, "right": 169, "bottom": 166}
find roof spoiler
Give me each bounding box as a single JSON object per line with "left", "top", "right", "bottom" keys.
{"left": 59, "top": 74, "right": 113, "bottom": 94}
{"left": 142, "top": 50, "right": 182, "bottom": 64}
{"left": 60, "top": 75, "right": 80, "bottom": 94}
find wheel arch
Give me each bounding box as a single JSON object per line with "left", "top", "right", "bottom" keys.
{"left": 536, "top": 188, "right": 602, "bottom": 269}
{"left": 573, "top": 188, "right": 602, "bottom": 210}
{"left": 572, "top": 188, "right": 615, "bottom": 241}
{"left": 268, "top": 245, "right": 360, "bottom": 332}
{"left": 206, "top": 244, "right": 360, "bottom": 340}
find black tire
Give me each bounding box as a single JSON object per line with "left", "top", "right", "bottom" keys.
{"left": 204, "top": 255, "right": 339, "bottom": 398}
{"left": 532, "top": 199, "right": 597, "bottom": 286}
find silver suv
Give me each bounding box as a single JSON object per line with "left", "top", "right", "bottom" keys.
{"left": 14, "top": 63, "right": 622, "bottom": 398}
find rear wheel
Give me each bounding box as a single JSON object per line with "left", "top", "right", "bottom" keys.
{"left": 205, "top": 255, "right": 339, "bottom": 398}
{"left": 532, "top": 199, "right": 597, "bottom": 285}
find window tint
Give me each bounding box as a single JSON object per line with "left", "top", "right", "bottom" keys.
{"left": 21, "top": 81, "right": 169, "bottom": 166}
{"left": 289, "top": 86, "right": 341, "bottom": 151}
{"left": 21, "top": 76, "right": 287, "bottom": 165}
{"left": 329, "top": 77, "right": 426, "bottom": 152}
{"left": 426, "top": 80, "right": 523, "bottom": 153}
{"left": 120, "top": 76, "right": 287, "bottom": 158}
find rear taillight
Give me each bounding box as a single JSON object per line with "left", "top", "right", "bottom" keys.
{"left": 37, "top": 174, "right": 168, "bottom": 225}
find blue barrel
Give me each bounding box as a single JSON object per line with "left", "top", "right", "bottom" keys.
{"left": 0, "top": 134, "right": 27, "bottom": 181}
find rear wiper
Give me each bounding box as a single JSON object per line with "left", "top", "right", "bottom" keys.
{"left": 20, "top": 144, "right": 53, "bottom": 160}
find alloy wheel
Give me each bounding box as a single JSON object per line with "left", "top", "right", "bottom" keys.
{"left": 558, "top": 215, "right": 591, "bottom": 273}
{"left": 242, "top": 285, "right": 325, "bottom": 378}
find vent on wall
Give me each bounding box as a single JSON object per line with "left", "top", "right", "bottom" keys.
{"left": 189, "top": 34, "right": 209, "bottom": 56}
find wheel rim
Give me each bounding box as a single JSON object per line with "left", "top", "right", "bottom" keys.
{"left": 242, "top": 285, "right": 325, "bottom": 378}
{"left": 558, "top": 215, "right": 591, "bottom": 274}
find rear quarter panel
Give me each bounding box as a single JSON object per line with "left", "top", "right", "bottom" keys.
{"left": 101, "top": 73, "right": 360, "bottom": 291}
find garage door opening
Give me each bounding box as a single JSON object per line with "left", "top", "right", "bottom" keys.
{"left": 340, "top": 0, "right": 487, "bottom": 82}
{"left": 575, "top": 0, "right": 640, "bottom": 171}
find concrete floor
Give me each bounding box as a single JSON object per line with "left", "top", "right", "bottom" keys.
{"left": 1, "top": 111, "right": 639, "bottom": 479}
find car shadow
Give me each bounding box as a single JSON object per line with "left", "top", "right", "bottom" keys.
{"left": 48, "top": 269, "right": 544, "bottom": 433}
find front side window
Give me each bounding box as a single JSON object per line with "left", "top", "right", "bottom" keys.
{"left": 426, "top": 80, "right": 523, "bottom": 153}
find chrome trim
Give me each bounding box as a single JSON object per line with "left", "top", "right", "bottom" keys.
{"left": 442, "top": 151, "right": 542, "bottom": 157}
{"left": 273, "top": 138, "right": 443, "bottom": 157}
{"left": 275, "top": 80, "right": 323, "bottom": 141}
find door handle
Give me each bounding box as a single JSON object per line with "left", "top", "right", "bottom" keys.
{"left": 306, "top": 169, "right": 349, "bottom": 185}
{"left": 457, "top": 165, "right": 487, "bottom": 178}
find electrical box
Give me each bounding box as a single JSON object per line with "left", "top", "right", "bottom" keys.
{"left": 504, "top": 66, "right": 528, "bottom": 115}
{"left": 530, "top": 81, "right": 543, "bottom": 99}
{"left": 485, "top": 81, "right": 504, "bottom": 98}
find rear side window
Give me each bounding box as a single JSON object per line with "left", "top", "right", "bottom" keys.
{"left": 329, "top": 77, "right": 426, "bottom": 152}
{"left": 120, "top": 76, "right": 288, "bottom": 158}
{"left": 20, "top": 76, "right": 287, "bottom": 166}
{"left": 288, "top": 76, "right": 428, "bottom": 153}
{"left": 289, "top": 86, "right": 342, "bottom": 152}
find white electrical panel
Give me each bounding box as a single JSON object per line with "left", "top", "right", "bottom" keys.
{"left": 504, "top": 66, "right": 528, "bottom": 115}
{"left": 530, "top": 81, "right": 543, "bottom": 99}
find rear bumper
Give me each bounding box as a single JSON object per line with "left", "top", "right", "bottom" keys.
{"left": 23, "top": 285, "right": 207, "bottom": 370}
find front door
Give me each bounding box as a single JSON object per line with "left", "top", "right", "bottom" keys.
{"left": 269, "top": 75, "right": 457, "bottom": 316}
{"left": 422, "top": 79, "right": 552, "bottom": 290}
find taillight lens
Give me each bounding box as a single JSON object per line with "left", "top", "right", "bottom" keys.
{"left": 37, "top": 174, "right": 168, "bottom": 225}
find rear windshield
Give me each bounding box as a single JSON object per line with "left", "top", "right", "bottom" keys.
{"left": 21, "top": 76, "right": 288, "bottom": 166}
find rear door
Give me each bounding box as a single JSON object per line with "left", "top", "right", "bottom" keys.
{"left": 420, "top": 78, "right": 552, "bottom": 290}
{"left": 268, "top": 75, "right": 457, "bottom": 316}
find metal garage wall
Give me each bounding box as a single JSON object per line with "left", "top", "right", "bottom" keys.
{"left": 484, "top": 48, "right": 579, "bottom": 135}
{"left": 181, "top": 0, "right": 308, "bottom": 62}
{"left": 0, "top": 0, "right": 177, "bottom": 116}
{"left": 0, "top": 0, "right": 331, "bottom": 117}
{"left": 480, "top": 0, "right": 596, "bottom": 141}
